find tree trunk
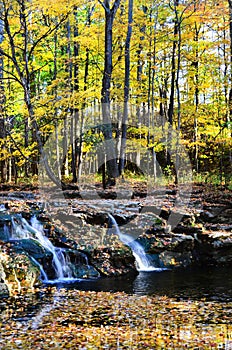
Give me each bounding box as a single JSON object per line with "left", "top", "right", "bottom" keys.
{"left": 175, "top": 4, "right": 181, "bottom": 184}
{"left": 99, "top": 0, "right": 121, "bottom": 186}
{"left": 227, "top": 1, "right": 232, "bottom": 167}
{"left": 228, "top": 0, "right": 232, "bottom": 119}
{"left": 53, "top": 30, "right": 61, "bottom": 180}
{"left": 72, "top": 12, "right": 80, "bottom": 184}
{"left": 55, "top": 120, "right": 61, "bottom": 180}
{"left": 62, "top": 117, "right": 69, "bottom": 178}
{"left": 0, "top": 17, "right": 7, "bottom": 183}
{"left": 168, "top": 1, "right": 179, "bottom": 126}
{"left": 193, "top": 23, "right": 200, "bottom": 173}
{"left": 119, "top": 0, "right": 133, "bottom": 176}
{"left": 167, "top": 0, "right": 179, "bottom": 168}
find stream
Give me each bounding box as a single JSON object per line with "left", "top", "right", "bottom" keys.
{"left": 1, "top": 191, "right": 232, "bottom": 347}
{"left": 49, "top": 265, "right": 232, "bottom": 301}
{"left": 0, "top": 267, "right": 232, "bottom": 327}
{"left": 1, "top": 244, "right": 232, "bottom": 348}
{"left": 0, "top": 266, "right": 232, "bottom": 349}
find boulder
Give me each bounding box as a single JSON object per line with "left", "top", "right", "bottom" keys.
{"left": 140, "top": 233, "right": 194, "bottom": 254}
{"left": 89, "top": 245, "right": 137, "bottom": 277}
{"left": 0, "top": 282, "right": 8, "bottom": 297}
{"left": 159, "top": 251, "right": 193, "bottom": 268}
{"left": 0, "top": 244, "right": 41, "bottom": 295}
{"left": 12, "top": 238, "right": 51, "bottom": 260}
{"left": 194, "top": 231, "right": 232, "bottom": 265}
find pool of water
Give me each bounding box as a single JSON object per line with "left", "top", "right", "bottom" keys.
{"left": 55, "top": 265, "right": 232, "bottom": 301}
{"left": 1, "top": 265, "right": 232, "bottom": 333}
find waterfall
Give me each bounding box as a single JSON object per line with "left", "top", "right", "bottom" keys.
{"left": 108, "top": 214, "right": 159, "bottom": 272}
{"left": 2, "top": 224, "right": 10, "bottom": 241}
{"left": 30, "top": 256, "right": 48, "bottom": 282}
{"left": 10, "top": 215, "right": 75, "bottom": 282}
{"left": 30, "top": 216, "right": 73, "bottom": 280}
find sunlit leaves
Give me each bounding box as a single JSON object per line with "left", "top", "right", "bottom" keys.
{"left": 0, "top": 0, "right": 231, "bottom": 182}
{"left": 0, "top": 289, "right": 232, "bottom": 349}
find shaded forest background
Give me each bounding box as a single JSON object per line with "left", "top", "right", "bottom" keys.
{"left": 0, "top": 0, "right": 231, "bottom": 188}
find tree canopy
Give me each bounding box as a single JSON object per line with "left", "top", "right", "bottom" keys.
{"left": 0, "top": 0, "right": 231, "bottom": 187}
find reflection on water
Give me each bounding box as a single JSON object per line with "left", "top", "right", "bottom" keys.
{"left": 0, "top": 265, "right": 232, "bottom": 348}
{"left": 63, "top": 265, "right": 232, "bottom": 301}
{"left": 132, "top": 266, "right": 232, "bottom": 301}
{"left": 0, "top": 265, "right": 232, "bottom": 328}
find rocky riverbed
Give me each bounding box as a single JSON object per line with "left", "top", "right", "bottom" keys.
{"left": 0, "top": 183, "right": 231, "bottom": 296}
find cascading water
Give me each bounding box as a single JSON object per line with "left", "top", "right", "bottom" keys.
{"left": 30, "top": 216, "right": 74, "bottom": 280}
{"left": 29, "top": 256, "right": 48, "bottom": 282}
{"left": 10, "top": 215, "right": 75, "bottom": 282}
{"left": 108, "top": 214, "right": 163, "bottom": 272}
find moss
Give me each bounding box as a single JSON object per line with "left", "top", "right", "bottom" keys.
{"left": 0, "top": 247, "right": 40, "bottom": 295}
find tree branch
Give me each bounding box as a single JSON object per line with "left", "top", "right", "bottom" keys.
{"left": 6, "top": 131, "right": 31, "bottom": 162}
{"left": 111, "top": 0, "right": 121, "bottom": 19}
{"left": 98, "top": 0, "right": 110, "bottom": 13}
{"left": 3, "top": 8, "right": 24, "bottom": 83}
{"left": 1, "top": 67, "right": 23, "bottom": 86}
{"left": 28, "top": 14, "right": 69, "bottom": 62}
{"left": 0, "top": 48, "right": 24, "bottom": 87}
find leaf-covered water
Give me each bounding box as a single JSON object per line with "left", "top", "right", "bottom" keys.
{"left": 1, "top": 267, "right": 232, "bottom": 349}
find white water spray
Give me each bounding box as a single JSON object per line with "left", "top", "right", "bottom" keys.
{"left": 108, "top": 214, "right": 159, "bottom": 271}
{"left": 10, "top": 215, "right": 74, "bottom": 282}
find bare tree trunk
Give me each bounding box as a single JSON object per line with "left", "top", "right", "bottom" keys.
{"left": 167, "top": 0, "right": 179, "bottom": 169}
{"left": 227, "top": 1, "right": 232, "bottom": 167}
{"left": 98, "top": 0, "right": 121, "bottom": 186}
{"left": 72, "top": 13, "right": 80, "bottom": 184}
{"left": 228, "top": 0, "right": 232, "bottom": 120}
{"left": 193, "top": 23, "right": 200, "bottom": 173}
{"left": 0, "top": 119, "right": 7, "bottom": 183}
{"left": 175, "top": 4, "right": 181, "bottom": 184}
{"left": 66, "top": 20, "right": 76, "bottom": 183}
{"left": 77, "top": 111, "right": 85, "bottom": 181}
{"left": 62, "top": 117, "right": 69, "bottom": 178}
{"left": 53, "top": 30, "right": 61, "bottom": 180}
{"left": 135, "top": 6, "right": 147, "bottom": 171}
{"left": 150, "top": 6, "right": 159, "bottom": 180}
{"left": 0, "top": 17, "right": 7, "bottom": 183}
{"left": 55, "top": 120, "right": 61, "bottom": 180}
{"left": 19, "top": 0, "right": 30, "bottom": 178}
{"left": 119, "top": 0, "right": 133, "bottom": 177}
{"left": 168, "top": 1, "right": 179, "bottom": 127}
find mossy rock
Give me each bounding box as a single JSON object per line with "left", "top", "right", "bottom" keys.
{"left": 0, "top": 282, "right": 8, "bottom": 297}
{"left": 12, "top": 238, "right": 52, "bottom": 260}
{"left": 0, "top": 247, "right": 41, "bottom": 295}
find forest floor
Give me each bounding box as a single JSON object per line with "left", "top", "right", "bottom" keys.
{"left": 0, "top": 180, "right": 231, "bottom": 200}
{"left": 1, "top": 180, "right": 231, "bottom": 232}
{"left": 0, "top": 180, "right": 231, "bottom": 209}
